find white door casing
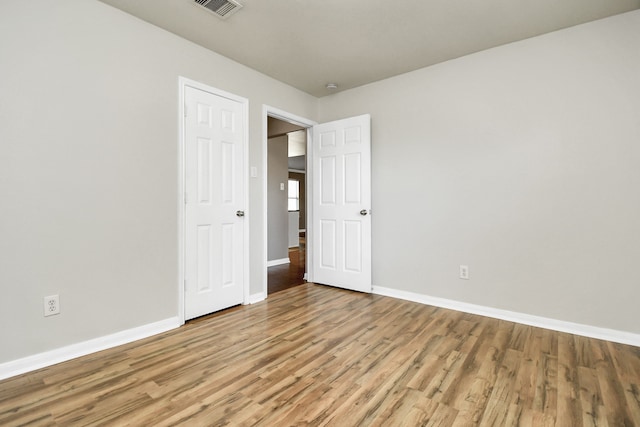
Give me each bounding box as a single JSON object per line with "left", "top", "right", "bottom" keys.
{"left": 262, "top": 106, "right": 317, "bottom": 300}
{"left": 183, "top": 83, "right": 246, "bottom": 320}
{"left": 312, "top": 114, "right": 371, "bottom": 293}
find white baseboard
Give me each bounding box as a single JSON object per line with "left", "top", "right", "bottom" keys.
{"left": 5, "top": 289, "right": 636, "bottom": 382}
{"left": 372, "top": 286, "right": 640, "bottom": 347}
{"left": 248, "top": 292, "right": 266, "bottom": 304}
{"left": 0, "top": 317, "right": 180, "bottom": 381}
{"left": 267, "top": 258, "right": 290, "bottom": 267}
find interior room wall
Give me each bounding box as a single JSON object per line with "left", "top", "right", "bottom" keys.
{"left": 0, "top": 0, "right": 317, "bottom": 365}
{"left": 3, "top": 0, "right": 638, "bottom": 373}
{"left": 267, "top": 136, "right": 289, "bottom": 262}
{"left": 317, "top": 11, "right": 640, "bottom": 334}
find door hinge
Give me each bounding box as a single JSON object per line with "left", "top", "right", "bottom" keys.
{"left": 184, "top": 279, "right": 187, "bottom": 291}
{"left": 184, "top": 192, "right": 188, "bottom": 204}
{"left": 184, "top": 104, "right": 188, "bottom": 117}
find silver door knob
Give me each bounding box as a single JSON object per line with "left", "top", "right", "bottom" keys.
{"left": 360, "top": 209, "right": 368, "bottom": 216}
{"left": 236, "top": 210, "right": 245, "bottom": 217}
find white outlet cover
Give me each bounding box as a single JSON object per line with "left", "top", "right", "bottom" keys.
{"left": 459, "top": 265, "right": 469, "bottom": 280}
{"left": 44, "top": 295, "right": 60, "bottom": 316}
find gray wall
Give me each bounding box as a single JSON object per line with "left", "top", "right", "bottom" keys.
{"left": 0, "top": 0, "right": 317, "bottom": 364}
{"left": 318, "top": 11, "right": 640, "bottom": 334}
{"left": 2, "top": 0, "right": 639, "bottom": 368}
{"left": 267, "top": 136, "right": 289, "bottom": 261}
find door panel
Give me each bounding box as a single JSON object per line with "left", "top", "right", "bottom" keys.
{"left": 320, "top": 156, "right": 336, "bottom": 204}
{"left": 197, "top": 138, "right": 212, "bottom": 203}
{"left": 221, "top": 223, "right": 234, "bottom": 286}
{"left": 320, "top": 219, "right": 337, "bottom": 270}
{"left": 344, "top": 220, "right": 362, "bottom": 272}
{"left": 197, "top": 225, "right": 212, "bottom": 292}
{"left": 344, "top": 153, "right": 361, "bottom": 203}
{"left": 185, "top": 85, "right": 245, "bottom": 320}
{"left": 312, "top": 114, "right": 371, "bottom": 293}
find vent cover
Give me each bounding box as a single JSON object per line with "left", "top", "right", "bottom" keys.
{"left": 194, "top": 0, "right": 243, "bottom": 19}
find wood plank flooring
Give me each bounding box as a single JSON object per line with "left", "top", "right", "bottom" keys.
{"left": 267, "top": 245, "right": 305, "bottom": 295}
{"left": 1, "top": 284, "right": 639, "bottom": 426}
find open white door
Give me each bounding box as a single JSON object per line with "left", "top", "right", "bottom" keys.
{"left": 184, "top": 85, "right": 246, "bottom": 320}
{"left": 312, "top": 114, "right": 371, "bottom": 293}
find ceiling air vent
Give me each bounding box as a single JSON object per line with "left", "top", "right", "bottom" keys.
{"left": 194, "top": 0, "right": 243, "bottom": 20}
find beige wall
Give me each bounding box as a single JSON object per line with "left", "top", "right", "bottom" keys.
{"left": 0, "top": 0, "right": 317, "bottom": 363}
{"left": 318, "top": 11, "right": 640, "bottom": 334}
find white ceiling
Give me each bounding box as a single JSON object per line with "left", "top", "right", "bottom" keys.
{"left": 98, "top": 0, "right": 640, "bottom": 97}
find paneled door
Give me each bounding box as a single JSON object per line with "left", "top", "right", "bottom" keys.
{"left": 312, "top": 114, "right": 371, "bottom": 293}
{"left": 184, "top": 85, "right": 246, "bottom": 320}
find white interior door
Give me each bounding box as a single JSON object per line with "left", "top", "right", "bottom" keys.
{"left": 184, "top": 85, "right": 245, "bottom": 320}
{"left": 312, "top": 114, "right": 371, "bottom": 293}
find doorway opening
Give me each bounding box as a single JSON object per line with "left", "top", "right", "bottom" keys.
{"left": 267, "top": 116, "right": 308, "bottom": 294}
{"left": 262, "top": 106, "right": 317, "bottom": 298}
{"left": 262, "top": 107, "right": 372, "bottom": 299}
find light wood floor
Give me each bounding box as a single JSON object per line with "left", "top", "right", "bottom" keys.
{"left": 1, "top": 284, "right": 639, "bottom": 426}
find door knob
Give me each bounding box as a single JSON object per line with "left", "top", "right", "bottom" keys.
{"left": 236, "top": 210, "right": 245, "bottom": 217}
{"left": 360, "top": 209, "right": 368, "bottom": 216}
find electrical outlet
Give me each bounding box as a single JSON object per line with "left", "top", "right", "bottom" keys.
{"left": 459, "top": 265, "right": 469, "bottom": 280}
{"left": 44, "top": 295, "right": 60, "bottom": 317}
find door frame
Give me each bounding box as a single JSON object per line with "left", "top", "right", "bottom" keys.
{"left": 178, "top": 76, "right": 250, "bottom": 325}
{"left": 262, "top": 105, "right": 317, "bottom": 298}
